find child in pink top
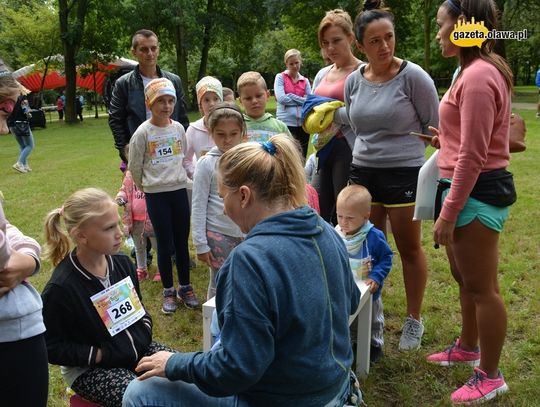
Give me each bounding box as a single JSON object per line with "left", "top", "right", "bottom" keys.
{"left": 116, "top": 170, "right": 158, "bottom": 281}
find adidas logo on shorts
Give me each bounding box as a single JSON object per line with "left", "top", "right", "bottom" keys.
{"left": 404, "top": 190, "right": 413, "bottom": 199}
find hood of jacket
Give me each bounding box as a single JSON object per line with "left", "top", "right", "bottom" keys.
{"left": 206, "top": 145, "right": 222, "bottom": 157}
{"left": 246, "top": 206, "right": 323, "bottom": 240}
{"left": 190, "top": 117, "right": 207, "bottom": 132}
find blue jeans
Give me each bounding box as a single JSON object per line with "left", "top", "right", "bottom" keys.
{"left": 10, "top": 125, "right": 34, "bottom": 165}
{"left": 122, "top": 377, "right": 238, "bottom": 407}
{"left": 122, "top": 373, "right": 351, "bottom": 407}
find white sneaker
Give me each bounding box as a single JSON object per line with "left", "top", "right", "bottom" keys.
{"left": 399, "top": 315, "right": 424, "bottom": 350}
{"left": 24, "top": 164, "right": 32, "bottom": 172}
{"left": 12, "top": 162, "right": 27, "bottom": 173}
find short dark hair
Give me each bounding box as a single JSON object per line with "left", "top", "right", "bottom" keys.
{"left": 131, "top": 29, "right": 158, "bottom": 50}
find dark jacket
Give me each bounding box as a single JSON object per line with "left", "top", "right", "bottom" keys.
{"left": 7, "top": 95, "right": 31, "bottom": 126}
{"left": 41, "top": 251, "right": 153, "bottom": 370}
{"left": 108, "top": 65, "right": 190, "bottom": 161}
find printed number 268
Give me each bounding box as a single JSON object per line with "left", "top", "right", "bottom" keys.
{"left": 111, "top": 299, "right": 133, "bottom": 320}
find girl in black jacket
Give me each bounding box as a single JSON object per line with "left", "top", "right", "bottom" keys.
{"left": 42, "top": 188, "right": 173, "bottom": 407}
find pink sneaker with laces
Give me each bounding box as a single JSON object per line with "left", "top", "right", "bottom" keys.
{"left": 427, "top": 338, "right": 480, "bottom": 366}
{"left": 451, "top": 367, "right": 508, "bottom": 405}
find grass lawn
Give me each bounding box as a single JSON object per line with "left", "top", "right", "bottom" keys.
{"left": 0, "top": 110, "right": 539, "bottom": 406}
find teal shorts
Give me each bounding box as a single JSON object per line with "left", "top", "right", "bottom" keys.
{"left": 441, "top": 188, "right": 509, "bottom": 232}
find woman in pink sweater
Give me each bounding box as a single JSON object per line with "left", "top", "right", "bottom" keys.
{"left": 426, "top": 0, "right": 515, "bottom": 404}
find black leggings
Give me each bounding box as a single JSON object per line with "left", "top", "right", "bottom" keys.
{"left": 0, "top": 333, "right": 48, "bottom": 407}
{"left": 145, "top": 188, "right": 191, "bottom": 288}
{"left": 287, "top": 126, "right": 310, "bottom": 160}
{"left": 313, "top": 137, "right": 352, "bottom": 224}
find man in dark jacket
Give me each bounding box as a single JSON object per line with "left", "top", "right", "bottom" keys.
{"left": 108, "top": 29, "right": 190, "bottom": 163}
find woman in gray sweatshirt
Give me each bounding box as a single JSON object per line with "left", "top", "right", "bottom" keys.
{"left": 344, "top": 1, "right": 439, "bottom": 352}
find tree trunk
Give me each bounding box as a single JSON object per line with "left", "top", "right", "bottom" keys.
{"left": 197, "top": 0, "right": 214, "bottom": 81}
{"left": 58, "top": 0, "right": 88, "bottom": 124}
{"left": 174, "top": 21, "right": 191, "bottom": 109}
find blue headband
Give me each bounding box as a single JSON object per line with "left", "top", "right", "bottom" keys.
{"left": 447, "top": 0, "right": 461, "bottom": 14}
{"left": 260, "top": 140, "right": 276, "bottom": 155}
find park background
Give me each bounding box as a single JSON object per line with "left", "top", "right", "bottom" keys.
{"left": 0, "top": 0, "right": 539, "bottom": 118}
{"left": 1, "top": 0, "right": 540, "bottom": 405}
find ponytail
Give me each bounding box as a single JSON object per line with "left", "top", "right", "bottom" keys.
{"left": 43, "top": 207, "right": 71, "bottom": 267}
{"left": 218, "top": 134, "right": 307, "bottom": 208}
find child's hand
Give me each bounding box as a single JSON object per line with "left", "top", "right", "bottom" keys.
{"left": 197, "top": 252, "right": 214, "bottom": 267}
{"left": 365, "top": 278, "right": 379, "bottom": 294}
{"left": 0, "top": 251, "right": 36, "bottom": 298}
{"left": 116, "top": 197, "right": 126, "bottom": 206}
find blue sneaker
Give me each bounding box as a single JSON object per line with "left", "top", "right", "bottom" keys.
{"left": 177, "top": 284, "right": 200, "bottom": 309}
{"left": 162, "top": 287, "right": 177, "bottom": 314}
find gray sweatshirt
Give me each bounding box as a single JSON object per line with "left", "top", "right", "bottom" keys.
{"left": 128, "top": 120, "right": 190, "bottom": 193}
{"left": 0, "top": 206, "right": 44, "bottom": 343}
{"left": 191, "top": 146, "right": 243, "bottom": 254}
{"left": 344, "top": 61, "right": 439, "bottom": 168}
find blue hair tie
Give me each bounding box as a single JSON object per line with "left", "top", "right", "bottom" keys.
{"left": 260, "top": 140, "right": 276, "bottom": 155}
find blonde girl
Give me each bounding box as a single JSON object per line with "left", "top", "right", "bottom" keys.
{"left": 191, "top": 103, "right": 245, "bottom": 299}
{"left": 41, "top": 188, "right": 172, "bottom": 407}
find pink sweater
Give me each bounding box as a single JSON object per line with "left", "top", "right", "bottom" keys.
{"left": 437, "top": 59, "right": 511, "bottom": 223}
{"left": 116, "top": 171, "right": 154, "bottom": 235}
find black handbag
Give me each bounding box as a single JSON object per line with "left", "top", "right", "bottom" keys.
{"left": 13, "top": 121, "right": 31, "bottom": 137}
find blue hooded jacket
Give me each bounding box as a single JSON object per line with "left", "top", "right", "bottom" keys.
{"left": 166, "top": 206, "right": 360, "bottom": 406}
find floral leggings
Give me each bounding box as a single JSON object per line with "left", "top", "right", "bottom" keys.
{"left": 71, "top": 341, "right": 174, "bottom": 407}
{"left": 206, "top": 231, "right": 243, "bottom": 299}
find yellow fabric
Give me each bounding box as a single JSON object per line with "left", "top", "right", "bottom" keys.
{"left": 302, "top": 100, "right": 345, "bottom": 134}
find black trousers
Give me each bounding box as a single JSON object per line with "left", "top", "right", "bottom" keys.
{"left": 0, "top": 333, "right": 49, "bottom": 407}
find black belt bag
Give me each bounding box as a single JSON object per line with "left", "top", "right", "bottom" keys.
{"left": 470, "top": 169, "right": 517, "bottom": 207}
{"left": 434, "top": 169, "right": 516, "bottom": 221}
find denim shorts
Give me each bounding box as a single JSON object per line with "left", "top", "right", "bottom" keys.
{"left": 441, "top": 189, "right": 509, "bottom": 232}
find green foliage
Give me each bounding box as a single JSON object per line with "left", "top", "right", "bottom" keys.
{"left": 0, "top": 1, "right": 61, "bottom": 67}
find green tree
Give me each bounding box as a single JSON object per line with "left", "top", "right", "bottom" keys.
{"left": 59, "top": 0, "right": 89, "bottom": 123}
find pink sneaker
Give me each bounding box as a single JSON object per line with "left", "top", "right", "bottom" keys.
{"left": 451, "top": 367, "right": 508, "bottom": 405}
{"left": 136, "top": 268, "right": 148, "bottom": 281}
{"left": 427, "top": 338, "right": 480, "bottom": 366}
{"left": 152, "top": 271, "right": 161, "bottom": 282}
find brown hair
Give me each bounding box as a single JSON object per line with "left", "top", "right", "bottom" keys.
{"left": 237, "top": 71, "right": 267, "bottom": 94}
{"left": 218, "top": 134, "right": 307, "bottom": 208}
{"left": 131, "top": 29, "right": 158, "bottom": 50}
{"left": 0, "top": 74, "right": 26, "bottom": 100}
{"left": 43, "top": 188, "right": 117, "bottom": 266}
{"left": 441, "top": 0, "right": 513, "bottom": 91}
{"left": 354, "top": 0, "right": 394, "bottom": 44}
{"left": 205, "top": 102, "right": 246, "bottom": 136}
{"left": 318, "top": 9, "right": 354, "bottom": 47}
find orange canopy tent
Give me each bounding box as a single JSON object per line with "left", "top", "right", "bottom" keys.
{"left": 12, "top": 56, "right": 137, "bottom": 94}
